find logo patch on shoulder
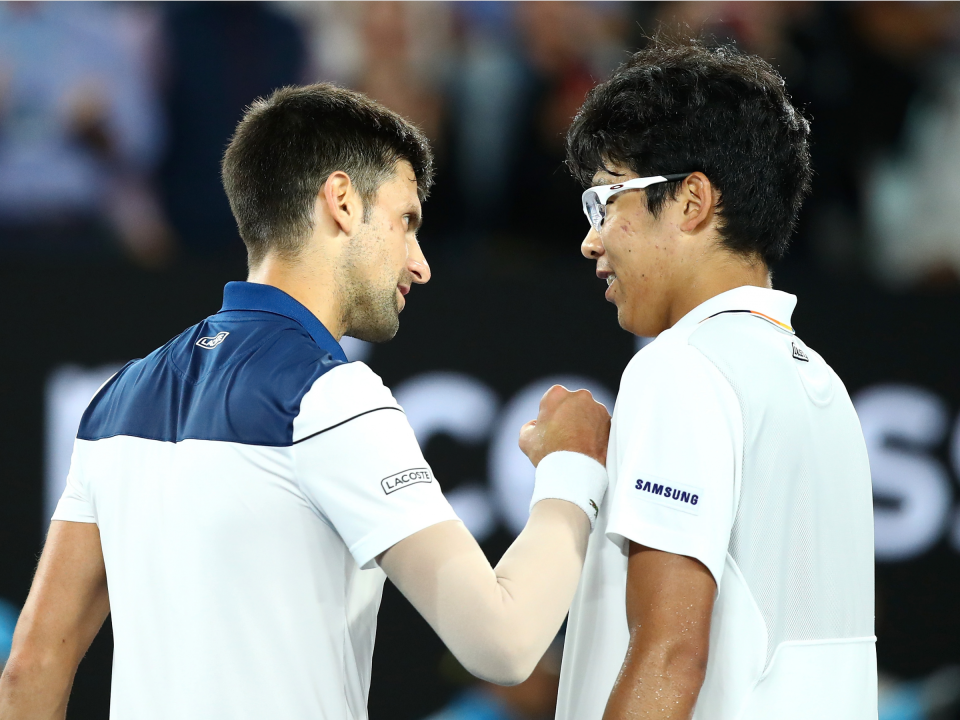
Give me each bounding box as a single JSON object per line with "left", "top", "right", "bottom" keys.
{"left": 381, "top": 467, "right": 433, "bottom": 495}
{"left": 792, "top": 342, "right": 809, "bottom": 362}
{"left": 197, "top": 331, "right": 230, "bottom": 349}
{"left": 633, "top": 477, "right": 703, "bottom": 515}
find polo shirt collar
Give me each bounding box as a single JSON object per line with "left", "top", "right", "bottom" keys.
{"left": 671, "top": 285, "right": 798, "bottom": 335}
{"left": 218, "top": 281, "right": 348, "bottom": 362}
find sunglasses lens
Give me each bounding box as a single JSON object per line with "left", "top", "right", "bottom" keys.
{"left": 582, "top": 191, "right": 604, "bottom": 232}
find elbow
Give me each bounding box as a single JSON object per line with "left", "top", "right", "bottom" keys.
{"left": 659, "top": 639, "right": 709, "bottom": 691}
{"left": 630, "top": 636, "right": 709, "bottom": 694}
{"left": 2, "top": 650, "right": 42, "bottom": 686}
{"left": 490, "top": 648, "right": 539, "bottom": 687}
{"left": 0, "top": 653, "right": 37, "bottom": 695}
{"left": 458, "top": 635, "right": 542, "bottom": 687}
{"left": 472, "top": 654, "right": 537, "bottom": 687}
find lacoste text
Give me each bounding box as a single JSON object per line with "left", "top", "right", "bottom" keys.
{"left": 382, "top": 468, "right": 433, "bottom": 495}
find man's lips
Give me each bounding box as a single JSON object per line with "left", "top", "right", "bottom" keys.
{"left": 597, "top": 268, "right": 617, "bottom": 301}
{"left": 397, "top": 284, "right": 410, "bottom": 312}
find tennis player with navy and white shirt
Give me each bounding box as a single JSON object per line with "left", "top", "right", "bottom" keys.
{"left": 0, "top": 85, "right": 611, "bottom": 720}
{"left": 43, "top": 280, "right": 605, "bottom": 720}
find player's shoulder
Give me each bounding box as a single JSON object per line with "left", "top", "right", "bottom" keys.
{"left": 685, "top": 311, "right": 846, "bottom": 414}
{"left": 688, "top": 311, "right": 830, "bottom": 379}
{"left": 293, "top": 361, "right": 402, "bottom": 443}
{"left": 621, "top": 328, "right": 720, "bottom": 391}
{"left": 80, "top": 312, "right": 347, "bottom": 446}
{"left": 615, "top": 326, "right": 748, "bottom": 427}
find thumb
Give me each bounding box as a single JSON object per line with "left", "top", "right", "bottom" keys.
{"left": 518, "top": 419, "right": 538, "bottom": 451}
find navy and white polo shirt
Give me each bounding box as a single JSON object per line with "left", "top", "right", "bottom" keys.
{"left": 53, "top": 281, "right": 458, "bottom": 720}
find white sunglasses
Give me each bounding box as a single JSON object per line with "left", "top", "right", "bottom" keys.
{"left": 581, "top": 173, "right": 691, "bottom": 233}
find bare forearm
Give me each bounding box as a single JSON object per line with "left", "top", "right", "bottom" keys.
{"left": 0, "top": 603, "right": 107, "bottom": 720}
{"left": 0, "top": 655, "right": 74, "bottom": 720}
{"left": 603, "top": 652, "right": 705, "bottom": 720}
{"left": 0, "top": 521, "right": 110, "bottom": 720}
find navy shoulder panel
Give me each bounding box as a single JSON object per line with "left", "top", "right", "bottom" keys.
{"left": 78, "top": 311, "right": 344, "bottom": 446}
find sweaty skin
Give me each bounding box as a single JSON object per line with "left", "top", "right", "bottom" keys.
{"left": 582, "top": 166, "right": 770, "bottom": 720}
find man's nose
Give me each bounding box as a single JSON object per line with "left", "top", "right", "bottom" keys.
{"left": 408, "top": 241, "right": 431, "bottom": 284}
{"left": 581, "top": 227, "right": 604, "bottom": 260}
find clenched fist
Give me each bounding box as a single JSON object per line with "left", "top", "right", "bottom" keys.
{"left": 518, "top": 385, "right": 611, "bottom": 467}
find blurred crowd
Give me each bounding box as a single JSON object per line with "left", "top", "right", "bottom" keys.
{"left": 3, "top": 1, "right": 960, "bottom": 287}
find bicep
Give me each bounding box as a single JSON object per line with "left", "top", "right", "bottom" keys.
{"left": 12, "top": 521, "right": 109, "bottom": 666}
{"left": 625, "top": 543, "right": 716, "bottom": 658}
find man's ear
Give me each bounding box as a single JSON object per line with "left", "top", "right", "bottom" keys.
{"left": 677, "top": 172, "right": 717, "bottom": 234}
{"left": 320, "top": 171, "right": 363, "bottom": 236}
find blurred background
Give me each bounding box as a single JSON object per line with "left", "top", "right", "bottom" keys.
{"left": 0, "top": 2, "right": 959, "bottom": 719}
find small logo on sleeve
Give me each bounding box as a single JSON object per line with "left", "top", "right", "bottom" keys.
{"left": 197, "top": 331, "right": 230, "bottom": 349}
{"left": 381, "top": 467, "right": 433, "bottom": 495}
{"left": 633, "top": 478, "right": 703, "bottom": 515}
{"left": 792, "top": 342, "right": 809, "bottom": 362}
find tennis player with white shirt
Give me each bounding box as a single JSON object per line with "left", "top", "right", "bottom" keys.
{"left": 557, "top": 39, "right": 877, "bottom": 719}
{"left": 0, "top": 84, "right": 610, "bottom": 720}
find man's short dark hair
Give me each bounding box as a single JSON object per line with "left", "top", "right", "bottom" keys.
{"left": 566, "top": 36, "right": 811, "bottom": 264}
{"left": 222, "top": 83, "right": 434, "bottom": 267}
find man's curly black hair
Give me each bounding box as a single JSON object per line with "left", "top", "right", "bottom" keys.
{"left": 566, "top": 35, "right": 812, "bottom": 265}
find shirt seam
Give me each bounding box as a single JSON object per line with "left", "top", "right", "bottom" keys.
{"left": 732, "top": 635, "right": 878, "bottom": 720}
{"left": 761, "top": 635, "right": 877, "bottom": 680}
{"left": 606, "top": 521, "right": 726, "bottom": 587}
{"left": 75, "top": 431, "right": 298, "bottom": 447}
{"left": 724, "top": 552, "right": 768, "bottom": 664}
{"left": 684, "top": 341, "right": 746, "bottom": 544}
{"left": 292, "top": 407, "right": 404, "bottom": 445}
{"left": 349, "top": 511, "right": 459, "bottom": 570}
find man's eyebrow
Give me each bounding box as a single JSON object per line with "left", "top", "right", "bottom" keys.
{"left": 591, "top": 176, "right": 618, "bottom": 187}
{"left": 591, "top": 170, "right": 626, "bottom": 187}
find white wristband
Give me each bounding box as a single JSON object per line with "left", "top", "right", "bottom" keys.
{"left": 529, "top": 451, "right": 608, "bottom": 529}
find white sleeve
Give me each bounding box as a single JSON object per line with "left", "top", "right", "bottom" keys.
{"left": 51, "top": 440, "right": 97, "bottom": 524}
{"left": 292, "top": 363, "right": 458, "bottom": 569}
{"left": 606, "top": 344, "right": 742, "bottom": 585}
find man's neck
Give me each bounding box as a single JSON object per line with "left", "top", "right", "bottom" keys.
{"left": 246, "top": 254, "right": 344, "bottom": 339}
{"left": 665, "top": 254, "right": 771, "bottom": 330}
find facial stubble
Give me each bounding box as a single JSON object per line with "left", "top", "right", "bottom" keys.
{"left": 338, "top": 223, "right": 405, "bottom": 343}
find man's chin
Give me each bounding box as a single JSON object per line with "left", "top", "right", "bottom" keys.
{"left": 616, "top": 306, "right": 645, "bottom": 338}
{"left": 346, "top": 314, "right": 400, "bottom": 344}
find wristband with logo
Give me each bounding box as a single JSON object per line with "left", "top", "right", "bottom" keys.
{"left": 529, "top": 451, "right": 607, "bottom": 529}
